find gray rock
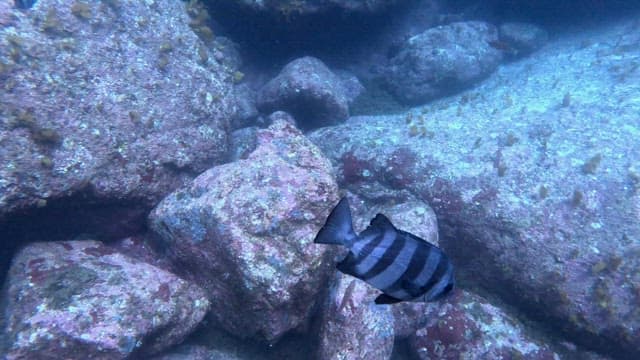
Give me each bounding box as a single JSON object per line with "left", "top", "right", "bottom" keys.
{"left": 0, "top": 0, "right": 16, "bottom": 25}
{"left": 499, "top": 22, "right": 549, "bottom": 57}
{"left": 1, "top": 240, "right": 209, "bottom": 359}
{"left": 384, "top": 21, "right": 503, "bottom": 105}
{"left": 229, "top": 126, "right": 258, "bottom": 161}
{"left": 150, "top": 344, "right": 247, "bottom": 360}
{"left": 0, "top": 0, "right": 236, "bottom": 220}
{"left": 149, "top": 119, "right": 339, "bottom": 343}
{"left": 257, "top": 56, "right": 350, "bottom": 130}
{"left": 334, "top": 70, "right": 365, "bottom": 105}
{"left": 232, "top": 84, "right": 259, "bottom": 130}
{"left": 267, "top": 110, "right": 298, "bottom": 127}
{"left": 317, "top": 273, "right": 394, "bottom": 360}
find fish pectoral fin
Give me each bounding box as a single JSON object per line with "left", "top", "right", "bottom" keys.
{"left": 374, "top": 293, "right": 403, "bottom": 305}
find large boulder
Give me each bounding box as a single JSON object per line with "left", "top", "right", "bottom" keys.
{"left": 148, "top": 119, "right": 339, "bottom": 343}
{"left": 309, "top": 17, "right": 640, "bottom": 359}
{"left": 1, "top": 240, "right": 209, "bottom": 359}
{"left": 384, "top": 21, "right": 503, "bottom": 105}
{"left": 498, "top": 22, "right": 549, "bottom": 58}
{"left": 0, "top": 0, "right": 236, "bottom": 221}
{"left": 257, "top": 56, "right": 352, "bottom": 130}
{"left": 407, "top": 290, "right": 558, "bottom": 359}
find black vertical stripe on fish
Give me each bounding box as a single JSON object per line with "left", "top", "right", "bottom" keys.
{"left": 418, "top": 254, "right": 450, "bottom": 297}
{"left": 352, "top": 231, "right": 386, "bottom": 265}
{"left": 399, "top": 233, "right": 431, "bottom": 280}
{"left": 361, "top": 226, "right": 406, "bottom": 281}
{"left": 336, "top": 252, "right": 360, "bottom": 278}
{"left": 367, "top": 234, "right": 418, "bottom": 293}
{"left": 430, "top": 262, "right": 455, "bottom": 299}
{"left": 384, "top": 233, "right": 431, "bottom": 296}
{"left": 353, "top": 227, "right": 396, "bottom": 275}
{"left": 410, "top": 246, "right": 442, "bottom": 293}
{"left": 351, "top": 213, "right": 394, "bottom": 259}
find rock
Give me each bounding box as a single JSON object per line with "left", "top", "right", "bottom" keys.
{"left": 334, "top": 70, "right": 365, "bottom": 105}
{"left": 229, "top": 126, "right": 258, "bottom": 162}
{"left": 384, "top": 21, "right": 503, "bottom": 105}
{"left": 408, "top": 290, "right": 558, "bottom": 359}
{"left": 257, "top": 56, "right": 350, "bottom": 130}
{"left": 309, "top": 18, "right": 640, "bottom": 358}
{"left": 1, "top": 240, "right": 209, "bottom": 359}
{"left": 148, "top": 119, "right": 339, "bottom": 343}
{"left": 0, "top": 0, "right": 16, "bottom": 25}
{"left": 232, "top": 84, "right": 259, "bottom": 130}
{"left": 317, "top": 273, "right": 394, "bottom": 360}
{"left": 150, "top": 323, "right": 314, "bottom": 360}
{"left": 0, "top": 0, "right": 235, "bottom": 220}
{"left": 267, "top": 110, "right": 297, "bottom": 127}
{"left": 499, "top": 22, "right": 549, "bottom": 57}
{"left": 150, "top": 344, "right": 247, "bottom": 360}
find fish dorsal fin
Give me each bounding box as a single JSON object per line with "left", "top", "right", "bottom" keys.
{"left": 370, "top": 213, "right": 395, "bottom": 230}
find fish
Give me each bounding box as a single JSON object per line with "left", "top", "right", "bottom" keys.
{"left": 314, "top": 197, "right": 455, "bottom": 304}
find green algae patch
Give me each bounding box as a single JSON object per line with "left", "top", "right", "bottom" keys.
{"left": 43, "top": 265, "right": 99, "bottom": 310}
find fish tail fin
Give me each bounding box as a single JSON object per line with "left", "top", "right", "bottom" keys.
{"left": 314, "top": 197, "right": 356, "bottom": 246}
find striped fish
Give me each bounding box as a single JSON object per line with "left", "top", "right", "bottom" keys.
{"left": 314, "top": 197, "right": 455, "bottom": 304}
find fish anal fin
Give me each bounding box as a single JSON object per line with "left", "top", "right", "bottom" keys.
{"left": 375, "top": 293, "right": 403, "bottom": 305}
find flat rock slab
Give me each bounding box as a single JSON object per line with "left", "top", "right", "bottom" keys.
{"left": 309, "top": 18, "right": 640, "bottom": 358}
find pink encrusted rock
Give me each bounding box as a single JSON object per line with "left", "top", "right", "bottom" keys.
{"left": 408, "top": 290, "right": 558, "bottom": 360}
{"left": 317, "top": 273, "right": 395, "bottom": 360}
{"left": 257, "top": 57, "right": 351, "bottom": 130}
{"left": 2, "top": 240, "right": 209, "bottom": 359}
{"left": 149, "top": 119, "right": 339, "bottom": 343}
{"left": 0, "top": 0, "right": 235, "bottom": 219}
{"left": 0, "top": 0, "right": 16, "bottom": 26}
